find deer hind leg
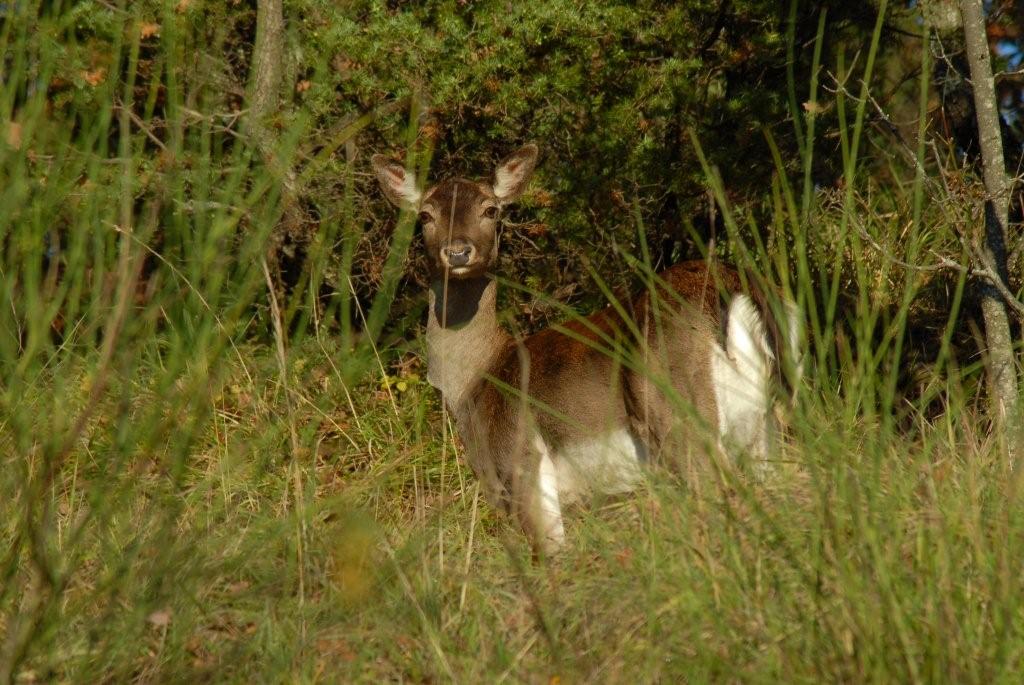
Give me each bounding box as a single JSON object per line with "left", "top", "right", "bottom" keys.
{"left": 514, "top": 434, "right": 566, "bottom": 557}
{"left": 711, "top": 294, "right": 773, "bottom": 476}
{"left": 624, "top": 378, "right": 669, "bottom": 463}
{"left": 625, "top": 349, "right": 718, "bottom": 477}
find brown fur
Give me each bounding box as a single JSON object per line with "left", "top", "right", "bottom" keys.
{"left": 466, "top": 261, "right": 731, "bottom": 494}
{"left": 372, "top": 145, "right": 794, "bottom": 554}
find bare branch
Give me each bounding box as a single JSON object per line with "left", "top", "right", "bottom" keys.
{"left": 113, "top": 103, "right": 168, "bottom": 153}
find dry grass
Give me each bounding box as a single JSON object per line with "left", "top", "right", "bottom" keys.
{"left": 4, "top": 334, "right": 1021, "bottom": 683}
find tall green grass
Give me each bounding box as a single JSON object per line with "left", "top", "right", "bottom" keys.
{"left": 2, "top": 4, "right": 1021, "bottom": 684}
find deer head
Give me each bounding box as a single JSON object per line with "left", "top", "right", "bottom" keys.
{"left": 371, "top": 144, "right": 539, "bottom": 281}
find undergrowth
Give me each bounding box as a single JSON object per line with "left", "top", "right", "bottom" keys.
{"left": 4, "top": 338, "right": 1020, "bottom": 682}
{"left": 2, "top": 2, "right": 1022, "bottom": 684}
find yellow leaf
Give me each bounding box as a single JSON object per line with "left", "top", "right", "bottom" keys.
{"left": 82, "top": 68, "right": 106, "bottom": 87}
{"left": 147, "top": 609, "right": 172, "bottom": 627}
{"left": 802, "top": 100, "right": 824, "bottom": 114}
{"left": 5, "top": 121, "right": 21, "bottom": 150}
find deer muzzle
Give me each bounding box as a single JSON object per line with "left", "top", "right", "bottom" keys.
{"left": 441, "top": 241, "right": 475, "bottom": 270}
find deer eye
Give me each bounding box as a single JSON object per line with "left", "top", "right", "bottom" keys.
{"left": 418, "top": 211, "right": 433, "bottom": 225}
{"left": 482, "top": 206, "right": 498, "bottom": 220}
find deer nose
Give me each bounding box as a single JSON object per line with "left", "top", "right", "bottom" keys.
{"left": 442, "top": 242, "right": 475, "bottom": 268}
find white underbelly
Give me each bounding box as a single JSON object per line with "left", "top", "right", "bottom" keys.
{"left": 548, "top": 429, "right": 645, "bottom": 502}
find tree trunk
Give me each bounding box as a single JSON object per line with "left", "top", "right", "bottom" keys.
{"left": 246, "top": 0, "right": 305, "bottom": 300}
{"left": 247, "top": 0, "right": 285, "bottom": 160}
{"left": 959, "top": 0, "right": 1019, "bottom": 440}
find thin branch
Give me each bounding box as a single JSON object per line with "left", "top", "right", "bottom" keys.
{"left": 994, "top": 67, "right": 1024, "bottom": 82}
{"left": 113, "top": 103, "right": 168, "bottom": 153}
{"left": 851, "top": 198, "right": 1024, "bottom": 321}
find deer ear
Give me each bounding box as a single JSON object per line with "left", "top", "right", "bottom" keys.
{"left": 492, "top": 143, "right": 538, "bottom": 204}
{"left": 371, "top": 154, "right": 422, "bottom": 208}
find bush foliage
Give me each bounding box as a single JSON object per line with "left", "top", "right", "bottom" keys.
{"left": 24, "top": 0, "right": 931, "bottom": 332}
{"left": 4, "top": 2, "right": 1024, "bottom": 681}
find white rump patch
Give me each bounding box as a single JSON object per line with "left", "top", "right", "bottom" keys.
{"left": 711, "top": 294, "right": 772, "bottom": 461}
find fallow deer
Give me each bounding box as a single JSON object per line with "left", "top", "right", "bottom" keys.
{"left": 372, "top": 144, "right": 801, "bottom": 555}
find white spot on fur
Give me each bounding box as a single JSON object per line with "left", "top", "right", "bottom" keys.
{"left": 530, "top": 429, "right": 643, "bottom": 550}
{"left": 493, "top": 145, "right": 537, "bottom": 202}
{"left": 551, "top": 429, "right": 645, "bottom": 502}
{"left": 534, "top": 436, "right": 566, "bottom": 548}
{"left": 397, "top": 170, "right": 421, "bottom": 206}
{"left": 492, "top": 166, "right": 519, "bottom": 201}
{"left": 711, "top": 294, "right": 771, "bottom": 463}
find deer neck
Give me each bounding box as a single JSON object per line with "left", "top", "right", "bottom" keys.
{"left": 426, "top": 276, "right": 509, "bottom": 410}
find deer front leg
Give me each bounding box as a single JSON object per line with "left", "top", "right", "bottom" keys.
{"left": 514, "top": 435, "right": 565, "bottom": 558}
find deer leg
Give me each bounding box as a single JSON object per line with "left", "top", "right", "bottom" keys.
{"left": 514, "top": 435, "right": 565, "bottom": 557}
{"left": 626, "top": 365, "right": 714, "bottom": 476}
